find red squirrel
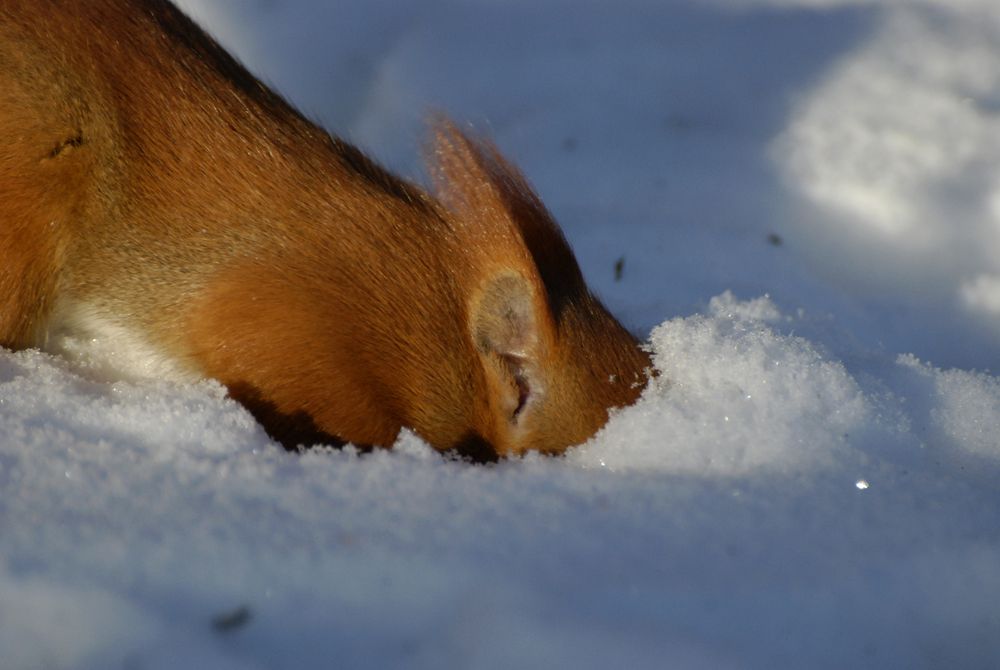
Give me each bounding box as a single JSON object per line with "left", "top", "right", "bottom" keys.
{"left": 0, "top": 0, "right": 651, "bottom": 459}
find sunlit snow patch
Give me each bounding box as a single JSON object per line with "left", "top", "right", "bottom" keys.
{"left": 772, "top": 2, "right": 1000, "bottom": 337}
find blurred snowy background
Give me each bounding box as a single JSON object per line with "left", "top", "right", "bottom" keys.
{"left": 3, "top": 0, "right": 1000, "bottom": 668}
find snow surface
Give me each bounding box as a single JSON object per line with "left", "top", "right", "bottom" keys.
{"left": 4, "top": 0, "right": 1000, "bottom": 667}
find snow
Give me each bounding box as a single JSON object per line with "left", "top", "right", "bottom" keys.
{"left": 4, "top": 0, "right": 1000, "bottom": 667}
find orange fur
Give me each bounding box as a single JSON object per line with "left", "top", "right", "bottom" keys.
{"left": 0, "top": 0, "right": 652, "bottom": 459}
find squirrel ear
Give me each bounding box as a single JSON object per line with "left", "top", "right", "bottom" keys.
{"left": 468, "top": 272, "right": 545, "bottom": 424}
{"left": 428, "top": 117, "right": 587, "bottom": 321}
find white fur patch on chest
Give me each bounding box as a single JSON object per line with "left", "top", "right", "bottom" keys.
{"left": 43, "top": 301, "right": 200, "bottom": 384}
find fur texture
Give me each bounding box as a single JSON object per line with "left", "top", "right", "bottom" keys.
{"left": 0, "top": 0, "right": 652, "bottom": 458}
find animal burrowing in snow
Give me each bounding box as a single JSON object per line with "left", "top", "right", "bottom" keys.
{"left": 0, "top": 0, "right": 651, "bottom": 460}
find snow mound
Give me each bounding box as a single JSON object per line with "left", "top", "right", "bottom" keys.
{"left": 892, "top": 353, "right": 1000, "bottom": 462}
{"left": 571, "top": 293, "right": 872, "bottom": 474}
